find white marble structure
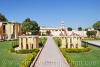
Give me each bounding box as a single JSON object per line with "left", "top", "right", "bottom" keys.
{"left": 19, "top": 35, "right": 39, "bottom": 49}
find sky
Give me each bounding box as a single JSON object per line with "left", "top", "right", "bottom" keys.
{"left": 0, "top": 0, "right": 100, "bottom": 29}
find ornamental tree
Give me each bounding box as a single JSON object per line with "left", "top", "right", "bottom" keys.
{"left": 21, "top": 18, "right": 40, "bottom": 35}
{"left": 0, "top": 13, "right": 8, "bottom": 22}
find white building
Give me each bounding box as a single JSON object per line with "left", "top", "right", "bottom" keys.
{"left": 40, "top": 21, "right": 87, "bottom": 37}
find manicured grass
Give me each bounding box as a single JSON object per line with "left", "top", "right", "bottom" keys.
{"left": 0, "top": 41, "right": 29, "bottom": 67}
{"left": 68, "top": 45, "right": 100, "bottom": 67}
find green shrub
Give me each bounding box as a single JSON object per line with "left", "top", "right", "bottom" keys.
{"left": 82, "top": 37, "right": 100, "bottom": 40}
{"left": 53, "top": 37, "right": 61, "bottom": 47}
{"left": 16, "top": 48, "right": 39, "bottom": 54}
{"left": 63, "top": 46, "right": 91, "bottom": 53}
{"left": 9, "top": 45, "right": 15, "bottom": 52}
{"left": 60, "top": 48, "right": 76, "bottom": 67}
{"left": 19, "top": 52, "right": 37, "bottom": 67}
{"left": 39, "top": 37, "right": 47, "bottom": 47}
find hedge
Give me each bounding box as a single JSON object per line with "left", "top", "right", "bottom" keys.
{"left": 63, "top": 46, "right": 91, "bottom": 53}
{"left": 82, "top": 37, "right": 100, "bottom": 40}
{"left": 53, "top": 37, "right": 61, "bottom": 47}
{"left": 16, "top": 48, "right": 40, "bottom": 54}
{"left": 19, "top": 52, "right": 37, "bottom": 67}
{"left": 39, "top": 37, "right": 47, "bottom": 47}
{"left": 60, "top": 48, "right": 76, "bottom": 67}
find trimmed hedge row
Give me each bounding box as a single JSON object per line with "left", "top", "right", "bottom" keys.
{"left": 82, "top": 37, "right": 100, "bottom": 40}
{"left": 63, "top": 46, "right": 91, "bottom": 53}
{"left": 53, "top": 37, "right": 61, "bottom": 47}
{"left": 16, "top": 48, "right": 39, "bottom": 54}
{"left": 60, "top": 48, "right": 76, "bottom": 67}
{"left": 39, "top": 37, "right": 47, "bottom": 47}
{"left": 19, "top": 52, "right": 37, "bottom": 67}
{"left": 8, "top": 44, "right": 19, "bottom": 52}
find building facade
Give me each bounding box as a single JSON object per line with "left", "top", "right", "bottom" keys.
{"left": 40, "top": 22, "right": 87, "bottom": 37}
{"left": 0, "top": 22, "right": 21, "bottom": 40}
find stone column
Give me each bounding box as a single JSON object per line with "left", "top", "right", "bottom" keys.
{"left": 15, "top": 24, "right": 18, "bottom": 39}
{"left": 67, "top": 37, "right": 70, "bottom": 48}
{"left": 33, "top": 37, "right": 39, "bottom": 48}
{"left": 23, "top": 38, "right": 26, "bottom": 49}
{"left": 6, "top": 24, "right": 12, "bottom": 40}
{"left": 61, "top": 37, "right": 66, "bottom": 48}
{"left": 77, "top": 37, "right": 81, "bottom": 48}
{"left": 19, "top": 38, "right": 21, "bottom": 49}
{"left": 28, "top": 38, "right": 31, "bottom": 49}
{"left": 73, "top": 37, "right": 77, "bottom": 48}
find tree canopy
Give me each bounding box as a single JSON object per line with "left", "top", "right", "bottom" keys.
{"left": 93, "top": 21, "right": 100, "bottom": 31}
{"left": 67, "top": 27, "right": 72, "bottom": 31}
{"left": 21, "top": 18, "right": 40, "bottom": 35}
{"left": 78, "top": 27, "right": 82, "bottom": 31}
{"left": 46, "top": 30, "right": 51, "bottom": 36}
{"left": 86, "top": 31, "right": 97, "bottom": 37}
{"left": 0, "top": 13, "right": 8, "bottom": 22}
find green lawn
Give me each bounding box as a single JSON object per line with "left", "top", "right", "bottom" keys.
{"left": 0, "top": 41, "right": 29, "bottom": 67}
{"left": 68, "top": 45, "right": 100, "bottom": 67}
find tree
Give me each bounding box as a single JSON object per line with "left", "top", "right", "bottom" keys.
{"left": 0, "top": 13, "right": 7, "bottom": 22}
{"left": 46, "top": 30, "right": 51, "bottom": 36}
{"left": 93, "top": 21, "right": 100, "bottom": 31}
{"left": 21, "top": 18, "right": 40, "bottom": 35}
{"left": 85, "top": 28, "right": 88, "bottom": 31}
{"left": 67, "top": 27, "right": 72, "bottom": 31}
{"left": 86, "top": 31, "right": 97, "bottom": 37}
{"left": 78, "top": 27, "right": 82, "bottom": 31}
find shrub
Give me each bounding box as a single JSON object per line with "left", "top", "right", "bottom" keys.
{"left": 53, "top": 37, "right": 61, "bottom": 47}
{"left": 39, "top": 37, "right": 47, "bottom": 47}
{"left": 19, "top": 52, "right": 37, "bottom": 67}
{"left": 60, "top": 48, "right": 76, "bottom": 67}
{"left": 63, "top": 46, "right": 91, "bottom": 53}
{"left": 16, "top": 48, "right": 39, "bottom": 54}
{"left": 82, "top": 37, "right": 100, "bottom": 40}
{"left": 8, "top": 45, "right": 15, "bottom": 52}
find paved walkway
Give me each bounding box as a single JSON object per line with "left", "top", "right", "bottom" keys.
{"left": 83, "top": 40, "right": 100, "bottom": 47}
{"left": 33, "top": 37, "right": 70, "bottom": 67}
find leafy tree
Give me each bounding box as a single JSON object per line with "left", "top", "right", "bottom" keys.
{"left": 85, "top": 28, "right": 88, "bottom": 31}
{"left": 46, "top": 30, "right": 51, "bottom": 36}
{"left": 21, "top": 18, "right": 40, "bottom": 35}
{"left": 78, "top": 27, "right": 82, "bottom": 31}
{"left": 0, "top": 13, "right": 7, "bottom": 22}
{"left": 93, "top": 21, "right": 100, "bottom": 31}
{"left": 67, "top": 27, "right": 72, "bottom": 31}
{"left": 86, "top": 31, "right": 97, "bottom": 37}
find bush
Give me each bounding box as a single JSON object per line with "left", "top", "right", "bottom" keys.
{"left": 63, "top": 46, "right": 91, "bottom": 53}
{"left": 60, "top": 48, "right": 76, "bottom": 67}
{"left": 53, "top": 37, "right": 61, "bottom": 47}
{"left": 39, "top": 37, "right": 47, "bottom": 47}
{"left": 16, "top": 48, "right": 39, "bottom": 54}
{"left": 82, "top": 37, "right": 100, "bottom": 40}
{"left": 9, "top": 45, "right": 15, "bottom": 52}
{"left": 19, "top": 52, "right": 37, "bottom": 67}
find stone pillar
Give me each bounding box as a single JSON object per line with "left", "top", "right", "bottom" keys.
{"left": 28, "top": 38, "right": 31, "bottom": 49}
{"left": 61, "top": 37, "right": 66, "bottom": 48}
{"left": 23, "top": 38, "right": 26, "bottom": 49}
{"left": 67, "top": 37, "right": 70, "bottom": 48}
{"left": 77, "top": 37, "right": 81, "bottom": 48}
{"left": 19, "top": 38, "right": 21, "bottom": 49}
{"left": 73, "top": 37, "right": 77, "bottom": 48}
{"left": 15, "top": 24, "right": 18, "bottom": 39}
{"left": 6, "top": 24, "right": 12, "bottom": 40}
{"left": 33, "top": 37, "right": 39, "bottom": 48}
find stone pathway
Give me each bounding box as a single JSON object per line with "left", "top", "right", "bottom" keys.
{"left": 83, "top": 40, "right": 100, "bottom": 47}
{"left": 32, "top": 37, "right": 70, "bottom": 67}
